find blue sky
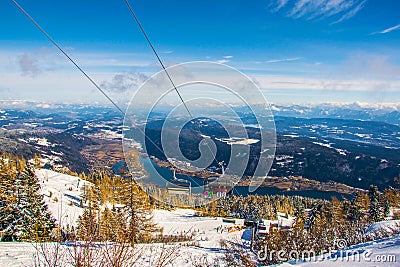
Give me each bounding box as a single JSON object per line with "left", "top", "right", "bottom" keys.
{"left": 0, "top": 0, "right": 399, "bottom": 105}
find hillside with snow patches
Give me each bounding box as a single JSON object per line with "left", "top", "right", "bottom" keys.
{"left": 36, "top": 169, "right": 90, "bottom": 228}
{"left": 1, "top": 169, "right": 400, "bottom": 266}
{"left": 0, "top": 209, "right": 243, "bottom": 266}
{"left": 0, "top": 170, "right": 241, "bottom": 266}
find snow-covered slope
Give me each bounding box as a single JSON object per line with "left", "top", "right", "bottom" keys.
{"left": 153, "top": 208, "right": 244, "bottom": 264}
{"left": 3, "top": 200, "right": 399, "bottom": 267}
{"left": 366, "top": 220, "right": 400, "bottom": 235}
{"left": 0, "top": 209, "right": 243, "bottom": 267}
{"left": 281, "top": 235, "right": 400, "bottom": 267}
{"left": 36, "top": 169, "right": 90, "bottom": 228}
{"left": 154, "top": 208, "right": 243, "bottom": 245}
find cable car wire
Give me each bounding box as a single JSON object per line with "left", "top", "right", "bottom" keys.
{"left": 9, "top": 0, "right": 171, "bottom": 159}
{"left": 124, "top": 0, "right": 194, "bottom": 119}
{"left": 124, "top": 0, "right": 219, "bottom": 166}
{"left": 10, "top": 0, "right": 219, "bottom": 173}
{"left": 9, "top": 0, "right": 125, "bottom": 116}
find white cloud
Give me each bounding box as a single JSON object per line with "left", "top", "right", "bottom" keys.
{"left": 19, "top": 53, "right": 41, "bottom": 77}
{"left": 17, "top": 47, "right": 62, "bottom": 77}
{"left": 101, "top": 71, "right": 149, "bottom": 93}
{"left": 253, "top": 74, "right": 400, "bottom": 92}
{"left": 215, "top": 56, "right": 234, "bottom": 64}
{"left": 255, "top": 53, "right": 400, "bottom": 93}
{"left": 331, "top": 0, "right": 366, "bottom": 24}
{"left": 265, "top": 57, "right": 302, "bottom": 63}
{"left": 372, "top": 23, "right": 400, "bottom": 35}
{"left": 381, "top": 24, "right": 400, "bottom": 33}
{"left": 0, "top": 48, "right": 155, "bottom": 103}
{"left": 216, "top": 59, "right": 230, "bottom": 64}
{"left": 271, "top": 0, "right": 289, "bottom": 12}
{"left": 338, "top": 53, "right": 400, "bottom": 79}
{"left": 271, "top": 0, "right": 366, "bottom": 23}
{"left": 2, "top": 48, "right": 153, "bottom": 75}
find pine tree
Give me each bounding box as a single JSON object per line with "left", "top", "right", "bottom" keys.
{"left": 368, "top": 185, "right": 382, "bottom": 222}
{"left": 0, "top": 156, "right": 16, "bottom": 241}
{"left": 383, "top": 188, "right": 399, "bottom": 208}
{"left": 118, "top": 177, "right": 155, "bottom": 244}
{"left": 0, "top": 155, "right": 55, "bottom": 241}
{"left": 116, "top": 150, "right": 155, "bottom": 244}
{"left": 98, "top": 206, "right": 114, "bottom": 241}
{"left": 346, "top": 192, "right": 366, "bottom": 223}
{"left": 77, "top": 150, "right": 154, "bottom": 244}
{"left": 77, "top": 208, "right": 99, "bottom": 241}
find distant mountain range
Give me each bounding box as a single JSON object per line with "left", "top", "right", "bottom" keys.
{"left": 1, "top": 100, "right": 399, "bottom": 125}
{"left": 269, "top": 102, "right": 400, "bottom": 125}
{"left": 0, "top": 102, "right": 399, "bottom": 190}
{"left": 143, "top": 117, "right": 400, "bottom": 190}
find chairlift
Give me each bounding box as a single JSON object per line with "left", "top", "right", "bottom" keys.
{"left": 166, "top": 169, "right": 191, "bottom": 195}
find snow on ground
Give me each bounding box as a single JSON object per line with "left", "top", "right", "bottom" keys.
{"left": 0, "top": 243, "right": 36, "bottom": 267}
{"left": 280, "top": 235, "right": 400, "bottom": 267}
{"left": 36, "top": 169, "right": 90, "bottom": 228}
{"left": 9, "top": 169, "right": 399, "bottom": 266}
{"left": 153, "top": 208, "right": 244, "bottom": 264}
{"left": 0, "top": 209, "right": 244, "bottom": 267}
{"left": 215, "top": 137, "right": 260, "bottom": 145}
{"left": 366, "top": 220, "right": 400, "bottom": 235}
{"left": 33, "top": 170, "right": 244, "bottom": 265}
{"left": 2, "top": 188, "right": 400, "bottom": 267}
{"left": 2, "top": 170, "right": 246, "bottom": 267}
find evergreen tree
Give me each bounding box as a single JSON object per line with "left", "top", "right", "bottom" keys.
{"left": 98, "top": 207, "right": 115, "bottom": 241}
{"left": 77, "top": 208, "right": 99, "bottom": 241}
{"left": 346, "top": 192, "right": 366, "bottom": 223}
{"left": 368, "top": 185, "right": 382, "bottom": 222}
{"left": 118, "top": 177, "right": 155, "bottom": 244}
{"left": 0, "top": 155, "right": 55, "bottom": 241}
{"left": 118, "top": 150, "right": 155, "bottom": 244}
{"left": 77, "top": 150, "right": 154, "bottom": 244}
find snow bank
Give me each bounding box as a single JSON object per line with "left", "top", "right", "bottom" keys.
{"left": 366, "top": 220, "right": 400, "bottom": 235}
{"left": 153, "top": 209, "right": 243, "bottom": 243}
{"left": 280, "top": 235, "right": 400, "bottom": 267}
{"left": 0, "top": 209, "right": 245, "bottom": 267}
{"left": 36, "top": 169, "right": 91, "bottom": 228}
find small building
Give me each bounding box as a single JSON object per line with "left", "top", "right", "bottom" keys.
{"left": 222, "top": 217, "right": 245, "bottom": 226}
{"left": 256, "top": 213, "right": 296, "bottom": 235}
